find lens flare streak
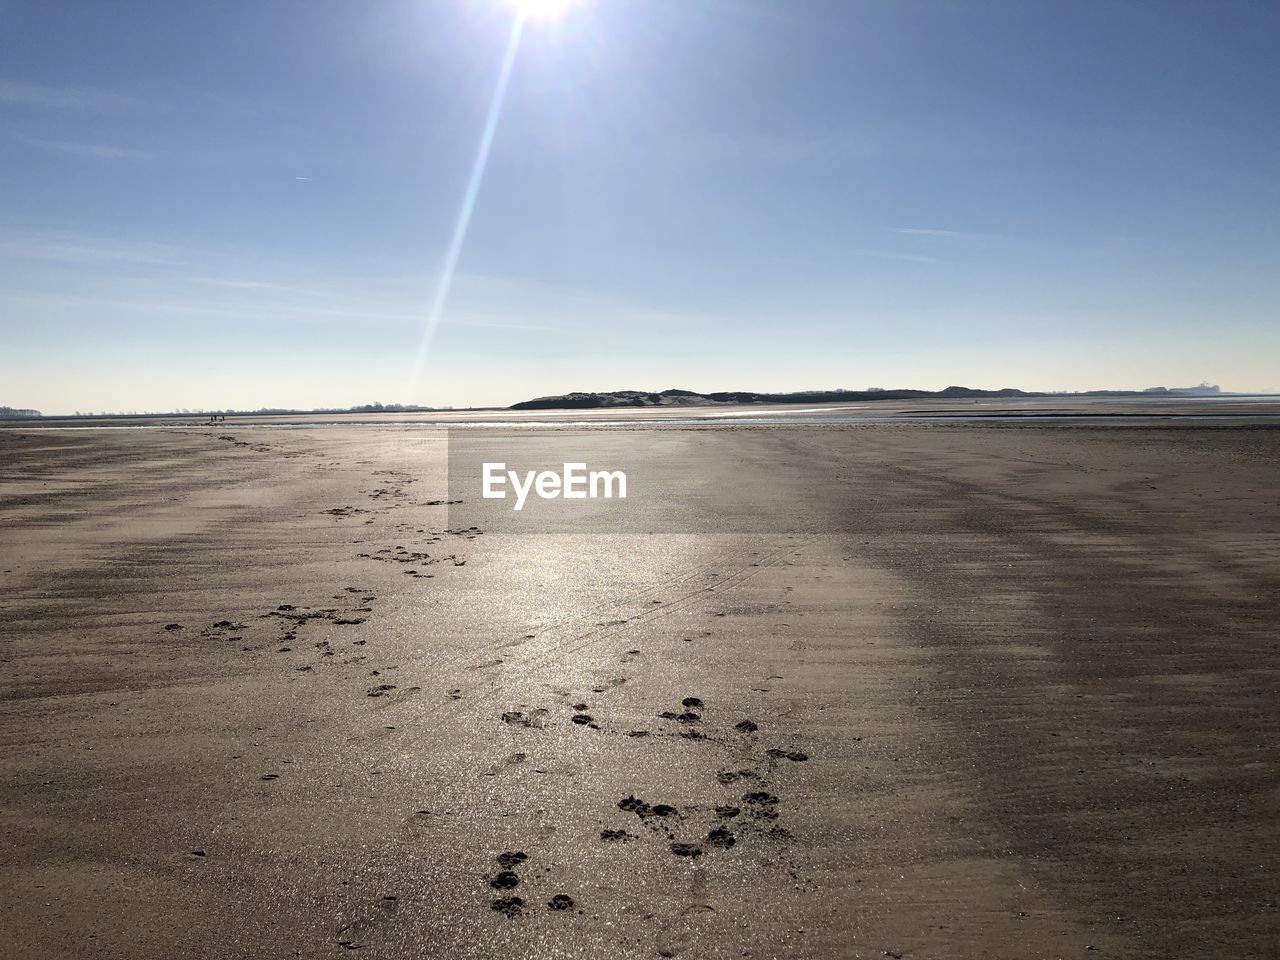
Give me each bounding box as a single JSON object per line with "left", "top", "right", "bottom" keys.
{"left": 406, "top": 16, "right": 525, "bottom": 398}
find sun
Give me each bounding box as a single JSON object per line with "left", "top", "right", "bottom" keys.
{"left": 513, "top": 0, "right": 574, "bottom": 20}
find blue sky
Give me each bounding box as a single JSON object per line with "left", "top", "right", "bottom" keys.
{"left": 1, "top": 0, "right": 1277, "bottom": 412}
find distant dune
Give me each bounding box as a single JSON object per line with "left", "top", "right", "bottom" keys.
{"left": 508, "top": 385, "right": 1221, "bottom": 411}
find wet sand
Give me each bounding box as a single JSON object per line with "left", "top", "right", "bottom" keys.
{"left": 1, "top": 416, "right": 1278, "bottom": 958}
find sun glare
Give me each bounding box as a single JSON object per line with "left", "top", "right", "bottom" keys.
{"left": 514, "top": 0, "right": 574, "bottom": 20}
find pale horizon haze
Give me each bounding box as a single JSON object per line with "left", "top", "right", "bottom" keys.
{"left": 2, "top": 0, "right": 1278, "bottom": 414}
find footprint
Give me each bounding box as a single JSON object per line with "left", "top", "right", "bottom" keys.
{"left": 743, "top": 791, "right": 780, "bottom": 818}
{"left": 490, "top": 872, "right": 520, "bottom": 890}
{"left": 618, "top": 796, "right": 677, "bottom": 820}
{"left": 706, "top": 827, "right": 735, "bottom": 849}
{"left": 681, "top": 696, "right": 704, "bottom": 710}
{"left": 766, "top": 749, "right": 809, "bottom": 762}
{"left": 335, "top": 894, "right": 399, "bottom": 951}
{"left": 548, "top": 894, "right": 575, "bottom": 911}
{"left": 491, "top": 897, "right": 524, "bottom": 916}
{"left": 734, "top": 720, "right": 759, "bottom": 733}
{"left": 501, "top": 710, "right": 544, "bottom": 728}
{"left": 670, "top": 842, "right": 702, "bottom": 858}
{"left": 659, "top": 711, "right": 700, "bottom": 724}
{"left": 496, "top": 851, "right": 528, "bottom": 869}
{"left": 619, "top": 795, "right": 651, "bottom": 816}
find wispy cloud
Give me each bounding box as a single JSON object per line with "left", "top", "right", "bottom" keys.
{"left": 0, "top": 228, "right": 183, "bottom": 266}
{"left": 0, "top": 286, "right": 424, "bottom": 327}
{"left": 0, "top": 79, "right": 148, "bottom": 113}
{"left": 891, "top": 227, "right": 986, "bottom": 240}
{"left": 848, "top": 248, "right": 938, "bottom": 264}
{"left": 16, "top": 134, "right": 155, "bottom": 161}
{"left": 451, "top": 318, "right": 566, "bottom": 333}
{"left": 184, "top": 276, "right": 334, "bottom": 298}
{"left": 658, "top": 131, "right": 886, "bottom": 167}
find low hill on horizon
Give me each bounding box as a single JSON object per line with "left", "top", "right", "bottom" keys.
{"left": 509, "top": 385, "right": 1224, "bottom": 411}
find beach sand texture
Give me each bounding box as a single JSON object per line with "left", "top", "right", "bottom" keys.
{"left": 1, "top": 419, "right": 1277, "bottom": 959}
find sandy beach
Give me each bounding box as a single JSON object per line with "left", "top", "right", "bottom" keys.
{"left": 2, "top": 409, "right": 1278, "bottom": 959}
